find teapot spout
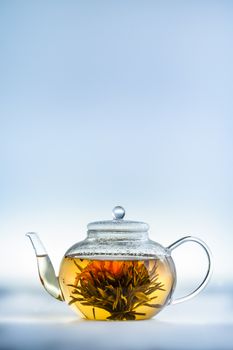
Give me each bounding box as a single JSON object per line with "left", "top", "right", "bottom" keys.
{"left": 26, "top": 232, "right": 64, "bottom": 301}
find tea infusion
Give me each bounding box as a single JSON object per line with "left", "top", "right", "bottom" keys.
{"left": 59, "top": 257, "right": 175, "bottom": 320}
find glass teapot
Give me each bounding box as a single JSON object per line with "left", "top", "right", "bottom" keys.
{"left": 26, "top": 206, "right": 212, "bottom": 321}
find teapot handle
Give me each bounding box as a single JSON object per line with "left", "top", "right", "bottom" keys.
{"left": 167, "top": 236, "right": 213, "bottom": 305}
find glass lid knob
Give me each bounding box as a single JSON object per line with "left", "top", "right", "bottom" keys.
{"left": 87, "top": 205, "right": 149, "bottom": 232}
{"left": 112, "top": 206, "right": 125, "bottom": 220}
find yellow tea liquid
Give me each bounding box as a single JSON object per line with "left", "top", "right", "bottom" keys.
{"left": 59, "top": 257, "right": 175, "bottom": 320}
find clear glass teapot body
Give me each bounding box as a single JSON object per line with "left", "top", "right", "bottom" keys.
{"left": 59, "top": 228, "right": 176, "bottom": 320}
{"left": 27, "top": 206, "right": 212, "bottom": 321}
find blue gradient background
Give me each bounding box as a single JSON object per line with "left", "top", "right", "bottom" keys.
{"left": 0, "top": 1, "right": 232, "bottom": 289}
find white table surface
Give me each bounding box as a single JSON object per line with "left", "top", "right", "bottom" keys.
{"left": 0, "top": 286, "right": 232, "bottom": 350}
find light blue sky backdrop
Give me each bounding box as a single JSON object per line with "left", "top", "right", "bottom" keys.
{"left": 0, "top": 1, "right": 232, "bottom": 288}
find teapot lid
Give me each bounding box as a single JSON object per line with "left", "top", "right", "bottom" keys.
{"left": 87, "top": 206, "right": 149, "bottom": 232}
